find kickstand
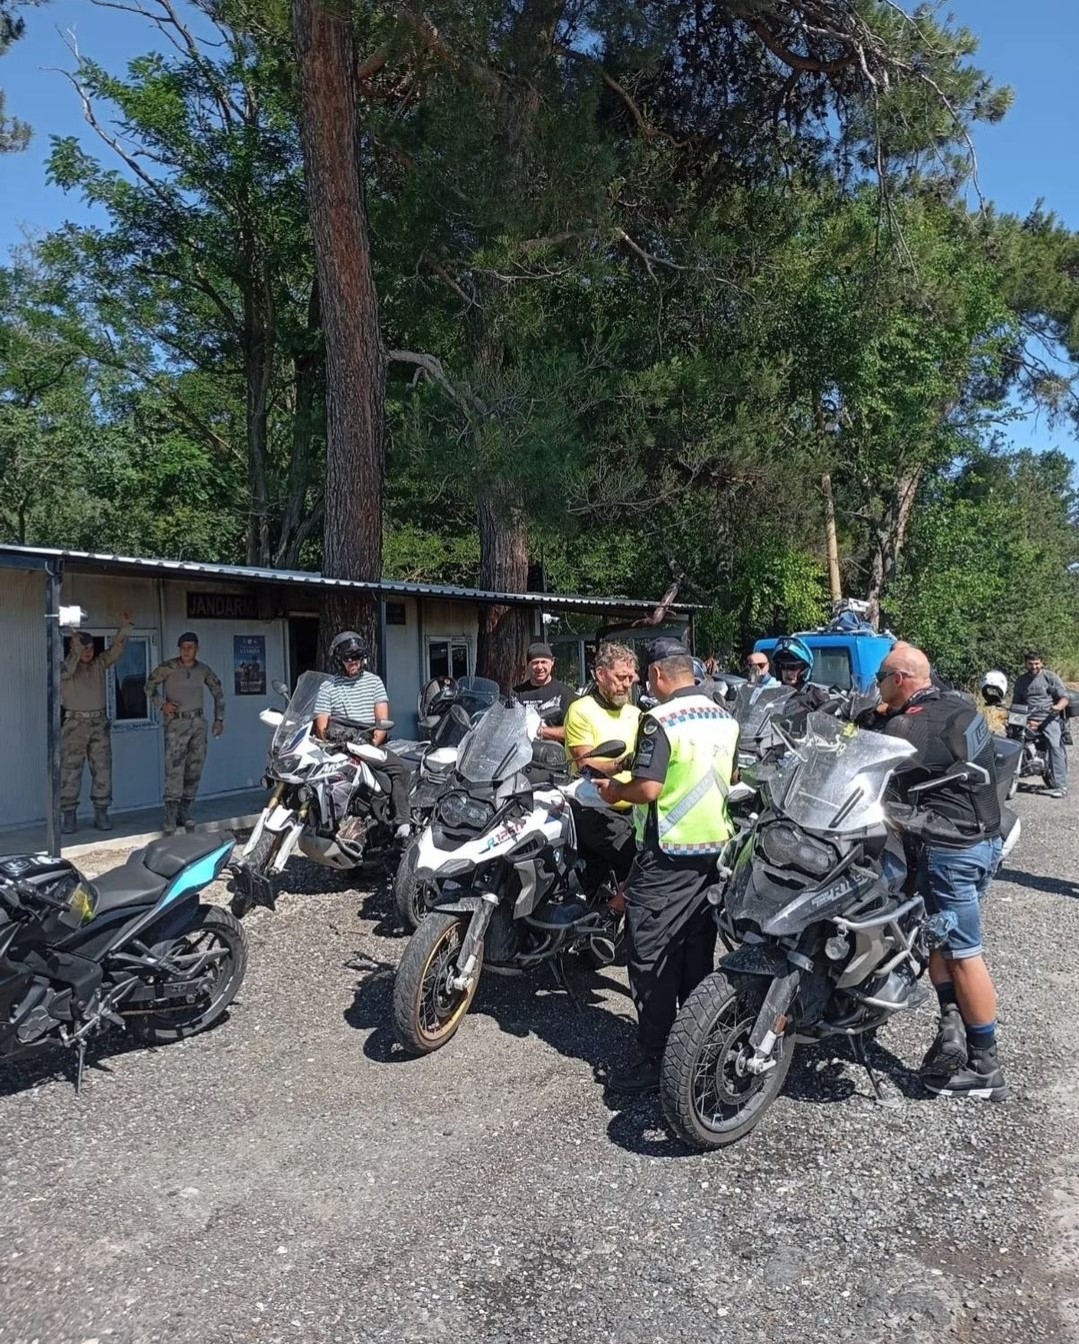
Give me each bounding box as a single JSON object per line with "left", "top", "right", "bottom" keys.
{"left": 74, "top": 1038, "right": 86, "bottom": 1096}
{"left": 850, "top": 1034, "right": 888, "bottom": 1105}
{"left": 550, "top": 956, "right": 583, "bottom": 1013}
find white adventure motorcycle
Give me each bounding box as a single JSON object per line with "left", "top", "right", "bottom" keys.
{"left": 392, "top": 700, "right": 627, "bottom": 1055}
{"left": 229, "top": 671, "right": 399, "bottom": 917}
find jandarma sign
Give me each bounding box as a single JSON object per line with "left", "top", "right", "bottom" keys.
{"left": 186, "top": 590, "right": 260, "bottom": 620}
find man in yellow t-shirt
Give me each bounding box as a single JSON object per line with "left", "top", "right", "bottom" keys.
{"left": 564, "top": 642, "right": 641, "bottom": 893}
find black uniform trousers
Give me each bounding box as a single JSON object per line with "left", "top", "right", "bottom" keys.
{"left": 379, "top": 750, "right": 412, "bottom": 824}
{"left": 625, "top": 847, "right": 718, "bottom": 1059}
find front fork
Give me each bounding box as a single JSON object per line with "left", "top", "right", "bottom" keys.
{"left": 447, "top": 894, "right": 498, "bottom": 992}
{"left": 745, "top": 964, "right": 803, "bottom": 1075}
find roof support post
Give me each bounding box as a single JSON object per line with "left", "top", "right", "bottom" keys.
{"left": 45, "top": 560, "right": 64, "bottom": 859}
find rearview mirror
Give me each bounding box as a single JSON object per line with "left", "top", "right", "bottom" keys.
{"left": 593, "top": 740, "right": 627, "bottom": 758}
{"left": 375, "top": 719, "right": 395, "bottom": 733}
{"left": 272, "top": 679, "right": 290, "bottom": 698}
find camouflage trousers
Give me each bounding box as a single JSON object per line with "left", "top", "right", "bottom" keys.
{"left": 164, "top": 716, "right": 208, "bottom": 805}
{"left": 61, "top": 716, "right": 112, "bottom": 808}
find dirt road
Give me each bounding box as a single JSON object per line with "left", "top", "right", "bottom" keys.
{"left": 2, "top": 789, "right": 1077, "bottom": 1343}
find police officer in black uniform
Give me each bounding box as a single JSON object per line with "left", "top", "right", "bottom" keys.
{"left": 864, "top": 643, "right": 1006, "bottom": 1102}
{"left": 596, "top": 638, "right": 739, "bottom": 1094}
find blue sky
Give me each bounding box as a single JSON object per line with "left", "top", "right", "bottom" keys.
{"left": 2, "top": 0, "right": 1078, "bottom": 457}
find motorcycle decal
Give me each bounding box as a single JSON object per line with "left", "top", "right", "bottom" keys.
{"left": 160, "top": 842, "right": 235, "bottom": 908}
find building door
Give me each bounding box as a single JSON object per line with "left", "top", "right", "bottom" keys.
{"left": 288, "top": 616, "right": 320, "bottom": 685}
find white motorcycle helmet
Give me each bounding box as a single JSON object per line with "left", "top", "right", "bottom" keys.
{"left": 981, "top": 670, "right": 1008, "bottom": 706}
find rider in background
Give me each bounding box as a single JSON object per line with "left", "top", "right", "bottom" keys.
{"left": 1012, "top": 649, "right": 1070, "bottom": 798}
{"left": 772, "top": 636, "right": 831, "bottom": 713}
{"left": 745, "top": 651, "right": 779, "bottom": 686}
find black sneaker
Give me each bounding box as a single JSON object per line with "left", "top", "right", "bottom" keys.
{"left": 607, "top": 1054, "right": 661, "bottom": 1094}
{"left": 925, "top": 1045, "right": 1008, "bottom": 1102}
{"left": 920, "top": 1002, "right": 967, "bottom": 1080}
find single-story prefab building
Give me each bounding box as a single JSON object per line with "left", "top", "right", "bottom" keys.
{"left": 0, "top": 544, "right": 693, "bottom": 848}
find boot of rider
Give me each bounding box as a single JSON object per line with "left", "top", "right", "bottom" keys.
{"left": 920, "top": 1001, "right": 966, "bottom": 1079}
{"left": 92, "top": 805, "right": 113, "bottom": 832}
{"left": 61, "top": 808, "right": 78, "bottom": 835}
{"left": 925, "top": 1043, "right": 1008, "bottom": 1102}
{"left": 162, "top": 802, "right": 178, "bottom": 836}
{"left": 177, "top": 800, "right": 196, "bottom": 833}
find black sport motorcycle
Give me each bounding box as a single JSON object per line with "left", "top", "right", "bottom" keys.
{"left": 0, "top": 834, "right": 246, "bottom": 1090}
{"left": 661, "top": 712, "right": 975, "bottom": 1149}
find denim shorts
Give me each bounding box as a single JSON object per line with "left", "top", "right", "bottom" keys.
{"left": 917, "top": 836, "right": 1003, "bottom": 961}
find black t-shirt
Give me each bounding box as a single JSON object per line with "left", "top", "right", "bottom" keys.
{"left": 512, "top": 678, "right": 577, "bottom": 726}
{"left": 868, "top": 688, "right": 1001, "bottom": 846}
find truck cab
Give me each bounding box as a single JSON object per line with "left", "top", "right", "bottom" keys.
{"left": 753, "top": 624, "right": 895, "bottom": 694}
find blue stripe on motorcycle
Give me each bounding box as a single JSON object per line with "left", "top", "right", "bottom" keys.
{"left": 159, "top": 840, "right": 235, "bottom": 909}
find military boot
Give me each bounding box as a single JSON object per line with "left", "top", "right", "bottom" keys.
{"left": 176, "top": 801, "right": 196, "bottom": 833}
{"left": 93, "top": 805, "right": 113, "bottom": 832}
{"left": 162, "top": 803, "right": 178, "bottom": 836}
{"left": 925, "top": 1044, "right": 1008, "bottom": 1102}
{"left": 61, "top": 808, "right": 78, "bottom": 834}
{"left": 920, "top": 1001, "right": 966, "bottom": 1080}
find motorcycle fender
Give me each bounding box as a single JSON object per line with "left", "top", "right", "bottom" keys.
{"left": 271, "top": 823, "right": 304, "bottom": 872}
{"left": 720, "top": 943, "right": 792, "bottom": 979}
{"left": 263, "top": 807, "right": 296, "bottom": 835}
{"left": 429, "top": 894, "right": 489, "bottom": 916}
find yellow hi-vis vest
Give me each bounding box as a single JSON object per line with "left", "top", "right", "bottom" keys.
{"left": 633, "top": 695, "right": 739, "bottom": 856}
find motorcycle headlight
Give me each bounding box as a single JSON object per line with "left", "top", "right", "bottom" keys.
{"left": 439, "top": 791, "right": 494, "bottom": 831}
{"left": 758, "top": 822, "right": 834, "bottom": 878}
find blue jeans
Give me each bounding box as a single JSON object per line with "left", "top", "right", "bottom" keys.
{"left": 917, "top": 836, "right": 1003, "bottom": 961}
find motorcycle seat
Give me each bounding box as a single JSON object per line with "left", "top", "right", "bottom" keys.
{"left": 141, "top": 833, "right": 230, "bottom": 879}
{"left": 92, "top": 863, "right": 168, "bottom": 911}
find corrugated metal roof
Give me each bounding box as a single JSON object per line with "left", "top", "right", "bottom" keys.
{"left": 0, "top": 544, "right": 695, "bottom": 615}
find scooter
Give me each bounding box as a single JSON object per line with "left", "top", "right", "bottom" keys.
{"left": 0, "top": 833, "right": 246, "bottom": 1091}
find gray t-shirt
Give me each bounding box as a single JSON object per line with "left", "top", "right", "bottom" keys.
{"left": 314, "top": 672, "right": 389, "bottom": 722}
{"left": 1013, "top": 668, "right": 1067, "bottom": 714}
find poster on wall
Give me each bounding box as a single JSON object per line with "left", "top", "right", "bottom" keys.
{"left": 233, "top": 635, "right": 266, "bottom": 696}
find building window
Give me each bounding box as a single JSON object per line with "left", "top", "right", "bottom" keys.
{"left": 427, "top": 638, "right": 471, "bottom": 680}
{"left": 385, "top": 601, "right": 407, "bottom": 626}
{"left": 110, "top": 634, "right": 156, "bottom": 723}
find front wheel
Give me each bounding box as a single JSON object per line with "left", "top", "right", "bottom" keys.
{"left": 128, "top": 905, "right": 248, "bottom": 1045}
{"left": 393, "top": 836, "right": 435, "bottom": 930}
{"left": 393, "top": 912, "right": 483, "bottom": 1055}
{"left": 661, "top": 972, "right": 794, "bottom": 1150}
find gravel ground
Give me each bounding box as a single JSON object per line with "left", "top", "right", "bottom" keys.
{"left": 2, "top": 787, "right": 1078, "bottom": 1344}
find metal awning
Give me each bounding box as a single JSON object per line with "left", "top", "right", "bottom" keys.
{"left": 0, "top": 544, "right": 695, "bottom": 616}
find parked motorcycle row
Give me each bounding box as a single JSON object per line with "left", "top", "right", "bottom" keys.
{"left": 0, "top": 668, "right": 1029, "bottom": 1144}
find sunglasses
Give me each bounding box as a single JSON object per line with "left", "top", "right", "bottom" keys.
{"left": 746, "top": 661, "right": 767, "bottom": 669}
{"left": 878, "top": 669, "right": 903, "bottom": 684}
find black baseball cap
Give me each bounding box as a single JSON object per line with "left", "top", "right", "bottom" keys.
{"left": 645, "top": 637, "right": 690, "bottom": 666}
{"left": 527, "top": 642, "right": 554, "bottom": 660}
{"left": 177, "top": 631, "right": 200, "bottom": 646}
{"left": 76, "top": 632, "right": 95, "bottom": 648}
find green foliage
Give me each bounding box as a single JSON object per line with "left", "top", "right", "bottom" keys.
{"left": 888, "top": 451, "right": 1079, "bottom": 686}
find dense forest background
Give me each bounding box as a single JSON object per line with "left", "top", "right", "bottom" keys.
{"left": 3, "top": 0, "right": 1079, "bottom": 684}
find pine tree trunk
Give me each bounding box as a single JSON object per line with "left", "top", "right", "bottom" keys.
{"left": 293, "top": 0, "right": 383, "bottom": 665}
{"left": 866, "top": 464, "right": 923, "bottom": 630}
{"left": 476, "top": 493, "right": 531, "bottom": 690}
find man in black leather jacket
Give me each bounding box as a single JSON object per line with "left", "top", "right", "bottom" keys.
{"left": 867, "top": 644, "right": 1006, "bottom": 1102}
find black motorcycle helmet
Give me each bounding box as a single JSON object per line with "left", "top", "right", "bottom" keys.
{"left": 330, "top": 630, "right": 368, "bottom": 673}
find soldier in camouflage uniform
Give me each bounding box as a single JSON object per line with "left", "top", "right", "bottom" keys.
{"left": 145, "top": 632, "right": 226, "bottom": 835}
{"left": 60, "top": 612, "right": 134, "bottom": 833}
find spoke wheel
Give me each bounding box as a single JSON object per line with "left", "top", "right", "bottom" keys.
{"left": 661, "top": 972, "right": 794, "bottom": 1149}
{"left": 393, "top": 912, "right": 482, "bottom": 1054}
{"left": 393, "top": 837, "right": 436, "bottom": 930}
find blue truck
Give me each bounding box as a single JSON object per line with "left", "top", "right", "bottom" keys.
{"left": 754, "top": 620, "right": 895, "bottom": 694}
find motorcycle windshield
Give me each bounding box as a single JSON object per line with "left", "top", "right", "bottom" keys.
{"left": 455, "top": 676, "right": 500, "bottom": 718}
{"left": 270, "top": 671, "right": 334, "bottom": 760}
{"left": 456, "top": 700, "right": 533, "bottom": 784}
{"left": 768, "top": 711, "right": 917, "bottom": 833}
{"left": 733, "top": 683, "right": 795, "bottom": 748}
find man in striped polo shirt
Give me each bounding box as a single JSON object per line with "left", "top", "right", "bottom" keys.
{"left": 313, "top": 631, "right": 412, "bottom": 838}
